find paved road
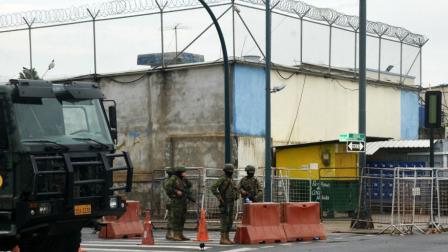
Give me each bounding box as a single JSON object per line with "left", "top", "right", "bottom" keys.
{"left": 81, "top": 228, "right": 448, "bottom": 252}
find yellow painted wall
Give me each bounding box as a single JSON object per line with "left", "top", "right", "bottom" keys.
{"left": 275, "top": 142, "right": 358, "bottom": 180}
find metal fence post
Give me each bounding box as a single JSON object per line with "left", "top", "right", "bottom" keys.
{"left": 294, "top": 8, "right": 310, "bottom": 67}
{"left": 22, "top": 17, "right": 35, "bottom": 71}
{"left": 87, "top": 8, "right": 100, "bottom": 79}
{"left": 373, "top": 28, "right": 388, "bottom": 81}
{"left": 396, "top": 33, "right": 410, "bottom": 84}
{"left": 348, "top": 23, "right": 359, "bottom": 79}
{"left": 323, "top": 16, "right": 339, "bottom": 73}
{"left": 155, "top": 0, "right": 168, "bottom": 68}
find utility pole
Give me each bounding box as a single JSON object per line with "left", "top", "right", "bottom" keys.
{"left": 353, "top": 0, "right": 368, "bottom": 229}
{"left": 359, "top": 0, "right": 366, "bottom": 173}
{"left": 264, "top": 0, "right": 272, "bottom": 202}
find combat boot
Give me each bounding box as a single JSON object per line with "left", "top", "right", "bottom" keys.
{"left": 220, "top": 232, "right": 233, "bottom": 245}
{"left": 165, "top": 229, "right": 174, "bottom": 240}
{"left": 225, "top": 233, "right": 234, "bottom": 244}
{"left": 180, "top": 232, "right": 190, "bottom": 241}
{"left": 172, "top": 231, "right": 183, "bottom": 241}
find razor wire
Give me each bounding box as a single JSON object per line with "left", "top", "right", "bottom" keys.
{"left": 0, "top": 0, "right": 426, "bottom": 47}
{"left": 0, "top": 0, "right": 226, "bottom": 27}
{"left": 239, "top": 0, "right": 426, "bottom": 46}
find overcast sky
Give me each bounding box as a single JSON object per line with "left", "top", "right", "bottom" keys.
{"left": 301, "top": 0, "right": 447, "bottom": 86}
{"left": 0, "top": 0, "right": 446, "bottom": 85}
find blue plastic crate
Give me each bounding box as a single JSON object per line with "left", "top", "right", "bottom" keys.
{"left": 398, "top": 162, "right": 408, "bottom": 168}
{"left": 372, "top": 192, "right": 381, "bottom": 200}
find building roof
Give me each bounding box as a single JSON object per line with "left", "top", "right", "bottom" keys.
{"left": 51, "top": 60, "right": 420, "bottom": 91}
{"left": 425, "top": 84, "right": 448, "bottom": 90}
{"left": 366, "top": 140, "right": 435, "bottom": 155}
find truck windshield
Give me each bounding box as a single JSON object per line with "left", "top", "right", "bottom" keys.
{"left": 13, "top": 97, "right": 113, "bottom": 145}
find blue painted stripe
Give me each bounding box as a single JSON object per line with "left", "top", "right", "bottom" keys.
{"left": 233, "top": 64, "right": 266, "bottom": 136}
{"left": 400, "top": 90, "right": 419, "bottom": 139}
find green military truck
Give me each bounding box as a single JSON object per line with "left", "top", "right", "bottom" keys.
{"left": 0, "top": 79, "right": 133, "bottom": 252}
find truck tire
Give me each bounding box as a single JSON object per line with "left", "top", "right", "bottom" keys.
{"left": 0, "top": 237, "right": 17, "bottom": 251}
{"left": 19, "top": 230, "right": 81, "bottom": 252}
{"left": 61, "top": 230, "right": 82, "bottom": 252}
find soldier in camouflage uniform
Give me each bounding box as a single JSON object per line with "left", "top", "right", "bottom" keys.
{"left": 164, "top": 167, "right": 193, "bottom": 241}
{"left": 163, "top": 167, "right": 175, "bottom": 240}
{"left": 238, "top": 165, "right": 263, "bottom": 203}
{"left": 211, "top": 164, "right": 239, "bottom": 245}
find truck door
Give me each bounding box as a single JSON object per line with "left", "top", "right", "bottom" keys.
{"left": 0, "top": 97, "right": 12, "bottom": 209}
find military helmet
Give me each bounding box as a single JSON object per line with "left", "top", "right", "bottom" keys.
{"left": 175, "top": 166, "right": 187, "bottom": 173}
{"left": 245, "top": 165, "right": 256, "bottom": 172}
{"left": 166, "top": 167, "right": 175, "bottom": 175}
{"left": 223, "top": 163, "right": 234, "bottom": 172}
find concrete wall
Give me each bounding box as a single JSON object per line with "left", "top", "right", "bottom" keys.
{"left": 236, "top": 136, "right": 265, "bottom": 168}
{"left": 97, "top": 65, "right": 227, "bottom": 208}
{"left": 65, "top": 61, "right": 420, "bottom": 208}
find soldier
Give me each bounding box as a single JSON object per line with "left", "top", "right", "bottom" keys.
{"left": 163, "top": 167, "right": 175, "bottom": 240}
{"left": 164, "top": 166, "right": 193, "bottom": 241}
{"left": 238, "top": 165, "right": 263, "bottom": 203}
{"left": 211, "top": 164, "right": 239, "bottom": 245}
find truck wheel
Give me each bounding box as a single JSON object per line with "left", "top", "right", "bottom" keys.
{"left": 0, "top": 237, "right": 17, "bottom": 251}
{"left": 19, "top": 230, "right": 81, "bottom": 252}
{"left": 61, "top": 230, "right": 82, "bottom": 252}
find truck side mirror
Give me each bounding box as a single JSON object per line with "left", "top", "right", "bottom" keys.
{"left": 108, "top": 106, "right": 118, "bottom": 143}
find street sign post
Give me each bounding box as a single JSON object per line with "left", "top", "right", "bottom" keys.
{"left": 346, "top": 141, "right": 365, "bottom": 152}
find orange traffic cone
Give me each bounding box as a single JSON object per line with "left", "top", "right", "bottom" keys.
{"left": 78, "top": 247, "right": 86, "bottom": 252}
{"left": 141, "top": 209, "right": 154, "bottom": 245}
{"left": 12, "top": 245, "right": 20, "bottom": 252}
{"left": 196, "top": 208, "right": 209, "bottom": 242}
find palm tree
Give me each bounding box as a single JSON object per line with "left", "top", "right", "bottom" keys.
{"left": 19, "top": 67, "right": 40, "bottom": 80}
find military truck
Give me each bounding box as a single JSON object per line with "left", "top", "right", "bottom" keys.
{"left": 0, "top": 79, "right": 133, "bottom": 252}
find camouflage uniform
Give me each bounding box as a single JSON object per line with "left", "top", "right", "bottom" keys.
{"left": 164, "top": 167, "right": 192, "bottom": 241}
{"left": 238, "top": 165, "right": 263, "bottom": 203}
{"left": 163, "top": 167, "right": 175, "bottom": 240}
{"left": 211, "top": 164, "right": 238, "bottom": 245}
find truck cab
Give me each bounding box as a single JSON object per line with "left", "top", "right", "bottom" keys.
{"left": 0, "top": 79, "right": 133, "bottom": 252}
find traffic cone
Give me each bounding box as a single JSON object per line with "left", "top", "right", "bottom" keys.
{"left": 12, "top": 245, "right": 20, "bottom": 252}
{"left": 77, "top": 247, "right": 86, "bottom": 252}
{"left": 141, "top": 209, "right": 154, "bottom": 245}
{"left": 196, "top": 208, "right": 209, "bottom": 242}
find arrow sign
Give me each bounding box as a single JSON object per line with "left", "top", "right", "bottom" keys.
{"left": 347, "top": 141, "right": 365, "bottom": 152}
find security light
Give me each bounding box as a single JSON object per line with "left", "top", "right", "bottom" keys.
{"left": 385, "top": 65, "right": 394, "bottom": 72}
{"left": 271, "top": 84, "right": 286, "bottom": 93}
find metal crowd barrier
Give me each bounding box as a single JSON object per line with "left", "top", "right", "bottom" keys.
{"left": 361, "top": 167, "right": 448, "bottom": 234}
{"left": 150, "top": 166, "right": 362, "bottom": 226}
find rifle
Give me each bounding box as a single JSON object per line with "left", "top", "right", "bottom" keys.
{"left": 175, "top": 186, "right": 196, "bottom": 203}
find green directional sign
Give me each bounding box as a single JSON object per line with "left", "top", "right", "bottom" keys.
{"left": 339, "top": 133, "right": 365, "bottom": 142}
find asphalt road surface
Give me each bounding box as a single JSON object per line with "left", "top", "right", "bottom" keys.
{"left": 81, "top": 228, "right": 448, "bottom": 252}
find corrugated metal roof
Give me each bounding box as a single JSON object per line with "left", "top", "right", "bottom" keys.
{"left": 275, "top": 137, "right": 390, "bottom": 151}
{"left": 366, "top": 140, "right": 431, "bottom": 155}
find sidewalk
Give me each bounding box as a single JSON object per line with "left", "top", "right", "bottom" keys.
{"left": 323, "top": 220, "right": 391, "bottom": 234}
